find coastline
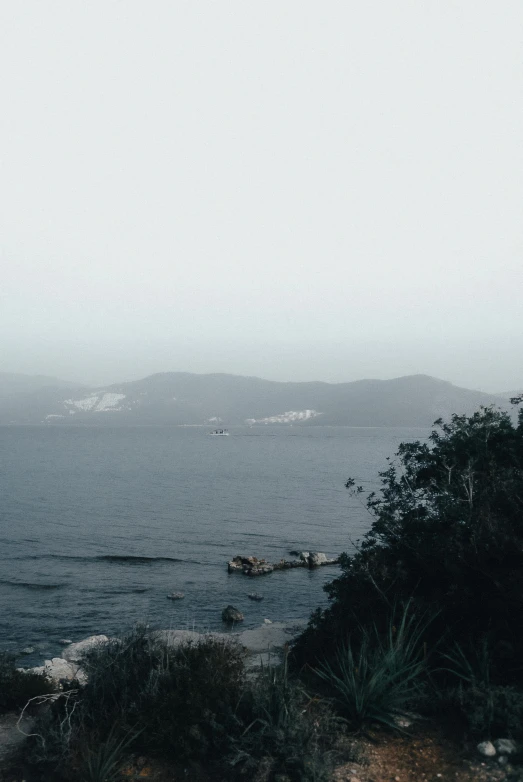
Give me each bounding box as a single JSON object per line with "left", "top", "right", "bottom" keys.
{"left": 20, "top": 619, "right": 309, "bottom": 685}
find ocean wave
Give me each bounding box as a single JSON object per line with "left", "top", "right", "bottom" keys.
{"left": 97, "top": 555, "right": 183, "bottom": 564}
{"left": 0, "top": 580, "right": 65, "bottom": 590}
{"left": 78, "top": 586, "right": 151, "bottom": 594}
{"left": 11, "top": 554, "right": 185, "bottom": 564}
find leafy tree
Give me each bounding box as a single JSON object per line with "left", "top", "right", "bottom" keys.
{"left": 293, "top": 404, "right": 523, "bottom": 683}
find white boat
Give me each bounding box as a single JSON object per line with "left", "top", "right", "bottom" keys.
{"left": 209, "top": 428, "right": 229, "bottom": 436}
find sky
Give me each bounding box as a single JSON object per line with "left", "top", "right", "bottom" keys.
{"left": 1, "top": 2, "right": 522, "bottom": 392}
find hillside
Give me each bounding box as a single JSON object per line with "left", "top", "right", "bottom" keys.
{"left": 0, "top": 372, "right": 510, "bottom": 427}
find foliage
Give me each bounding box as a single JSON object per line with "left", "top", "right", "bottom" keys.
{"left": 440, "top": 638, "right": 492, "bottom": 687}
{"left": 26, "top": 626, "right": 246, "bottom": 779}
{"left": 293, "top": 405, "right": 523, "bottom": 682}
{"left": 452, "top": 684, "right": 523, "bottom": 738}
{"left": 76, "top": 626, "right": 245, "bottom": 760}
{"left": 26, "top": 630, "right": 344, "bottom": 781}
{"left": 314, "top": 604, "right": 429, "bottom": 731}
{"left": 229, "top": 654, "right": 341, "bottom": 781}
{"left": 438, "top": 638, "right": 523, "bottom": 738}
{"left": 0, "top": 651, "right": 53, "bottom": 713}
{"left": 79, "top": 724, "right": 138, "bottom": 782}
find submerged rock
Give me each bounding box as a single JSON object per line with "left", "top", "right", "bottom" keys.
{"left": 221, "top": 605, "right": 244, "bottom": 623}
{"left": 20, "top": 647, "right": 35, "bottom": 656}
{"left": 167, "top": 592, "right": 185, "bottom": 600}
{"left": 247, "top": 593, "right": 264, "bottom": 601}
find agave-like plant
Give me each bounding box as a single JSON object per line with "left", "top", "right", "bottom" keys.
{"left": 80, "top": 724, "right": 139, "bottom": 782}
{"left": 440, "top": 637, "right": 491, "bottom": 687}
{"left": 314, "top": 602, "right": 431, "bottom": 731}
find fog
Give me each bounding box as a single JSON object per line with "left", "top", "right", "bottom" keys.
{"left": 1, "top": 2, "right": 522, "bottom": 392}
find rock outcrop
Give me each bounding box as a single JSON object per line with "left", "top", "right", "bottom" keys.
{"left": 221, "top": 605, "right": 244, "bottom": 623}
{"left": 477, "top": 741, "right": 496, "bottom": 757}
{"left": 23, "top": 657, "right": 86, "bottom": 686}
{"left": 493, "top": 738, "right": 518, "bottom": 755}
{"left": 61, "top": 634, "right": 109, "bottom": 663}
{"left": 228, "top": 556, "right": 274, "bottom": 576}
{"left": 228, "top": 552, "right": 339, "bottom": 575}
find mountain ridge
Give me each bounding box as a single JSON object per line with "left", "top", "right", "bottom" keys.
{"left": 0, "top": 371, "right": 513, "bottom": 428}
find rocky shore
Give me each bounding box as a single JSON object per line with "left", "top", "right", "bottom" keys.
{"left": 19, "top": 620, "right": 307, "bottom": 686}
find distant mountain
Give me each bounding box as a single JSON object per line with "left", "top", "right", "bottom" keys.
{"left": 0, "top": 372, "right": 78, "bottom": 399}
{"left": 495, "top": 389, "right": 523, "bottom": 400}
{"left": 0, "top": 372, "right": 511, "bottom": 427}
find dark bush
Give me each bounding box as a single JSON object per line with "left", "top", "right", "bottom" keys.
{"left": 229, "top": 654, "right": 341, "bottom": 781}
{"left": 76, "top": 626, "right": 245, "bottom": 760}
{"left": 0, "top": 652, "right": 53, "bottom": 713}
{"left": 293, "top": 405, "right": 523, "bottom": 687}
{"left": 29, "top": 629, "right": 342, "bottom": 780}
{"left": 452, "top": 684, "right": 523, "bottom": 738}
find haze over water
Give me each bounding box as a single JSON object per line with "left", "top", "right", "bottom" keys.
{"left": 0, "top": 425, "right": 427, "bottom": 661}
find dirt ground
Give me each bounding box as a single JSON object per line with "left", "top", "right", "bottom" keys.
{"left": 333, "top": 723, "right": 519, "bottom": 782}
{"left": 1, "top": 716, "right": 521, "bottom": 782}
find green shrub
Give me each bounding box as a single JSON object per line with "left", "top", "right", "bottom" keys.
{"left": 79, "top": 724, "right": 139, "bottom": 782}
{"left": 76, "top": 626, "right": 245, "bottom": 760}
{"left": 0, "top": 652, "right": 53, "bottom": 713}
{"left": 436, "top": 639, "right": 523, "bottom": 738}
{"left": 440, "top": 638, "right": 492, "bottom": 687}
{"left": 453, "top": 684, "right": 523, "bottom": 738}
{"left": 314, "top": 605, "right": 428, "bottom": 731}
{"left": 293, "top": 406, "right": 523, "bottom": 685}
{"left": 229, "top": 654, "right": 341, "bottom": 781}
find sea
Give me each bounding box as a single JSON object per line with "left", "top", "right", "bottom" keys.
{"left": 0, "top": 425, "right": 428, "bottom": 663}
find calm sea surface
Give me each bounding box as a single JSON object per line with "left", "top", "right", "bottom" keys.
{"left": 0, "top": 425, "right": 428, "bottom": 661}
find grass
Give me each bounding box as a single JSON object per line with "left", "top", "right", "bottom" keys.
{"left": 229, "top": 652, "right": 342, "bottom": 781}
{"left": 79, "top": 724, "right": 139, "bottom": 782}
{"left": 314, "top": 604, "right": 430, "bottom": 731}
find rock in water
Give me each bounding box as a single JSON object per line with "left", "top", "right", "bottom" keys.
{"left": 247, "top": 593, "right": 264, "bottom": 601}
{"left": 228, "top": 556, "right": 274, "bottom": 576}
{"left": 167, "top": 592, "right": 185, "bottom": 600}
{"left": 308, "top": 552, "right": 328, "bottom": 566}
{"left": 221, "top": 605, "right": 244, "bottom": 623}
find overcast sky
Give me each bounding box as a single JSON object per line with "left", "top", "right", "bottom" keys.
{"left": 1, "top": 2, "right": 522, "bottom": 392}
